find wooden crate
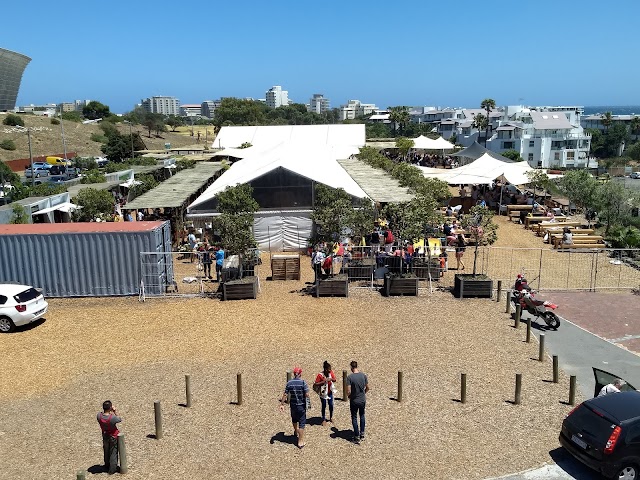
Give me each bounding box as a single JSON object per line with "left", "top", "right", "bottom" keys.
{"left": 271, "top": 255, "right": 301, "bottom": 281}
{"left": 316, "top": 275, "right": 349, "bottom": 297}
{"left": 453, "top": 274, "right": 493, "bottom": 298}
{"left": 383, "top": 275, "right": 419, "bottom": 297}
{"left": 222, "top": 276, "right": 258, "bottom": 301}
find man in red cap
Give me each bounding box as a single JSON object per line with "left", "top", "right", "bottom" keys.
{"left": 279, "top": 366, "right": 310, "bottom": 448}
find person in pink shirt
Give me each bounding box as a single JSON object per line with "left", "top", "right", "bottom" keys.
{"left": 313, "top": 361, "right": 337, "bottom": 426}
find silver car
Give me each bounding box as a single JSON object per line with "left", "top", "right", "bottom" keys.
{"left": 25, "top": 162, "right": 51, "bottom": 178}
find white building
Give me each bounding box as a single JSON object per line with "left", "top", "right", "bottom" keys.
{"left": 140, "top": 96, "right": 180, "bottom": 115}
{"left": 265, "top": 86, "right": 289, "bottom": 108}
{"left": 201, "top": 100, "right": 221, "bottom": 119}
{"left": 308, "top": 94, "right": 330, "bottom": 114}
{"left": 180, "top": 104, "right": 201, "bottom": 117}
{"left": 339, "top": 100, "right": 378, "bottom": 121}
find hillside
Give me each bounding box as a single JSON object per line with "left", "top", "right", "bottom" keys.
{"left": 0, "top": 115, "right": 206, "bottom": 163}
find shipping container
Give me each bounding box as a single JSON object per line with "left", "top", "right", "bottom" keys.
{"left": 0, "top": 221, "right": 173, "bottom": 297}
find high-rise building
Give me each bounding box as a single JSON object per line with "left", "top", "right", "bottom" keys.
{"left": 201, "top": 100, "right": 221, "bottom": 119}
{"left": 0, "top": 48, "right": 31, "bottom": 111}
{"left": 265, "top": 86, "right": 289, "bottom": 108}
{"left": 308, "top": 94, "right": 330, "bottom": 114}
{"left": 140, "top": 96, "right": 180, "bottom": 115}
{"left": 339, "top": 100, "right": 378, "bottom": 121}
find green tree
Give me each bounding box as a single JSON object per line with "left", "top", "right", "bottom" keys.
{"left": 395, "top": 137, "right": 414, "bottom": 161}
{"left": 129, "top": 173, "right": 159, "bottom": 198}
{"left": 501, "top": 149, "right": 523, "bottom": 161}
{"left": 630, "top": 116, "right": 640, "bottom": 139}
{"left": 101, "top": 134, "right": 129, "bottom": 162}
{"left": 388, "top": 106, "right": 410, "bottom": 136}
{"left": 72, "top": 188, "right": 115, "bottom": 221}
{"left": 9, "top": 204, "right": 29, "bottom": 224}
{"left": 607, "top": 225, "right": 640, "bottom": 249}
{"left": 595, "top": 181, "right": 636, "bottom": 234}
{"left": 480, "top": 98, "right": 496, "bottom": 146}
{"left": 601, "top": 111, "right": 613, "bottom": 131}
{"left": 2, "top": 114, "right": 24, "bottom": 127}
{"left": 99, "top": 121, "right": 119, "bottom": 138}
{"left": 80, "top": 169, "right": 106, "bottom": 184}
{"left": 166, "top": 115, "right": 184, "bottom": 132}
{"left": 61, "top": 111, "right": 82, "bottom": 122}
{"left": 558, "top": 169, "right": 599, "bottom": 212}
{"left": 382, "top": 193, "right": 440, "bottom": 244}
{"left": 83, "top": 101, "right": 111, "bottom": 120}
{"left": 213, "top": 98, "right": 269, "bottom": 127}
{"left": 0, "top": 139, "right": 16, "bottom": 150}
{"left": 216, "top": 183, "right": 259, "bottom": 215}
{"left": 142, "top": 113, "right": 166, "bottom": 137}
{"left": 50, "top": 118, "right": 60, "bottom": 125}
{"left": 0, "top": 161, "right": 20, "bottom": 185}
{"left": 460, "top": 206, "right": 498, "bottom": 275}
{"left": 525, "top": 169, "right": 550, "bottom": 199}
{"left": 472, "top": 113, "right": 488, "bottom": 145}
{"left": 366, "top": 122, "right": 393, "bottom": 139}
{"left": 213, "top": 184, "right": 260, "bottom": 256}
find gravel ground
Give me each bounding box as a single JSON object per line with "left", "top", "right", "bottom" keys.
{"left": 0, "top": 222, "right": 580, "bottom": 479}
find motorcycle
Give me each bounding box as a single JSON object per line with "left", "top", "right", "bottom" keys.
{"left": 512, "top": 274, "right": 560, "bottom": 329}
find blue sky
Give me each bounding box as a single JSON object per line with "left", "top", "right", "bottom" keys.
{"left": 3, "top": 0, "right": 639, "bottom": 113}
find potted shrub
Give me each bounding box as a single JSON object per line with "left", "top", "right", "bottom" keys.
{"left": 454, "top": 206, "right": 497, "bottom": 298}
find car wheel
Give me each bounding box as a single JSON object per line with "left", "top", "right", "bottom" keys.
{"left": 0, "top": 316, "right": 15, "bottom": 333}
{"left": 617, "top": 465, "right": 639, "bottom": 480}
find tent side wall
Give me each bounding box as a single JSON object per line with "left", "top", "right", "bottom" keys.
{"left": 0, "top": 222, "right": 172, "bottom": 297}
{"left": 253, "top": 210, "right": 312, "bottom": 252}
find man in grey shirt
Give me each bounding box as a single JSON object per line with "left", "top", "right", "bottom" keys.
{"left": 346, "top": 360, "right": 369, "bottom": 444}
{"left": 97, "top": 400, "right": 122, "bottom": 474}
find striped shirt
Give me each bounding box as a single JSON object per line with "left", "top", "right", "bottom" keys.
{"left": 285, "top": 378, "right": 309, "bottom": 407}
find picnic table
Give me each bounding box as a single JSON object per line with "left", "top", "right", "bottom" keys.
{"left": 551, "top": 234, "right": 603, "bottom": 249}
{"left": 534, "top": 221, "right": 582, "bottom": 235}
{"left": 524, "top": 215, "right": 567, "bottom": 229}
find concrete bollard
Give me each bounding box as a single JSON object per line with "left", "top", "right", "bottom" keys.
{"left": 569, "top": 375, "right": 577, "bottom": 406}
{"left": 185, "top": 374, "right": 192, "bottom": 408}
{"left": 505, "top": 290, "right": 512, "bottom": 313}
{"left": 553, "top": 356, "right": 559, "bottom": 383}
{"left": 118, "top": 433, "right": 128, "bottom": 474}
{"left": 496, "top": 280, "right": 503, "bottom": 303}
{"left": 76, "top": 471, "right": 86, "bottom": 480}
{"left": 397, "top": 371, "right": 403, "bottom": 402}
{"left": 515, "top": 374, "right": 522, "bottom": 405}
{"left": 237, "top": 373, "right": 243, "bottom": 405}
{"left": 154, "top": 401, "right": 163, "bottom": 440}
{"left": 342, "top": 370, "right": 348, "bottom": 401}
{"left": 514, "top": 304, "right": 521, "bottom": 328}
{"left": 539, "top": 334, "right": 546, "bottom": 362}
{"left": 461, "top": 373, "right": 467, "bottom": 404}
{"left": 526, "top": 319, "right": 532, "bottom": 343}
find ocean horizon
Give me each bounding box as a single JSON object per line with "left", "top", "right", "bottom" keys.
{"left": 584, "top": 106, "right": 640, "bottom": 116}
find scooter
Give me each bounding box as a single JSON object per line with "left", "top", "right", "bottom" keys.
{"left": 512, "top": 274, "right": 560, "bottom": 329}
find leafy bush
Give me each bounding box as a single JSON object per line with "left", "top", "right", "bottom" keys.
{"left": 80, "top": 169, "right": 106, "bottom": 184}
{"left": 176, "top": 159, "right": 196, "bottom": 170}
{"left": 105, "top": 162, "right": 130, "bottom": 173}
{"left": 10, "top": 204, "right": 29, "bottom": 224}
{"left": 73, "top": 188, "right": 115, "bottom": 222}
{"left": 73, "top": 157, "right": 98, "bottom": 170}
{"left": 129, "top": 157, "right": 157, "bottom": 166}
{"left": 0, "top": 139, "right": 16, "bottom": 150}
{"left": 50, "top": 118, "right": 60, "bottom": 125}
{"left": 129, "top": 173, "right": 159, "bottom": 197}
{"left": 2, "top": 114, "right": 24, "bottom": 127}
{"left": 61, "top": 111, "right": 82, "bottom": 122}
{"left": 90, "top": 133, "right": 108, "bottom": 143}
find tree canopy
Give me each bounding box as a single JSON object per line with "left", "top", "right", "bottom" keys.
{"left": 213, "top": 184, "right": 259, "bottom": 256}
{"left": 82, "top": 101, "right": 111, "bottom": 120}
{"left": 2, "top": 113, "right": 24, "bottom": 127}
{"left": 72, "top": 188, "right": 115, "bottom": 222}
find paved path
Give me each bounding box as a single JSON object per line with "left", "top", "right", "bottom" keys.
{"left": 488, "top": 292, "right": 640, "bottom": 480}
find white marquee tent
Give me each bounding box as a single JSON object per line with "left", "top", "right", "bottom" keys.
{"left": 411, "top": 135, "right": 455, "bottom": 150}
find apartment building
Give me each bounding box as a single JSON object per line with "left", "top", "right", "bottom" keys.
{"left": 201, "top": 100, "right": 221, "bottom": 119}
{"left": 581, "top": 113, "right": 640, "bottom": 132}
{"left": 265, "top": 86, "right": 289, "bottom": 108}
{"left": 308, "top": 94, "right": 330, "bottom": 114}
{"left": 180, "top": 104, "right": 201, "bottom": 117}
{"left": 339, "top": 100, "right": 378, "bottom": 121}
{"left": 58, "top": 99, "right": 91, "bottom": 113}
{"left": 140, "top": 96, "right": 180, "bottom": 115}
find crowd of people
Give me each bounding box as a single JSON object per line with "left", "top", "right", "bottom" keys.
{"left": 381, "top": 150, "right": 459, "bottom": 168}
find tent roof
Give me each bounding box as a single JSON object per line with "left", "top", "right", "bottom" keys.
{"left": 411, "top": 135, "right": 455, "bottom": 150}
{"left": 210, "top": 124, "right": 366, "bottom": 150}
{"left": 188, "top": 142, "right": 366, "bottom": 211}
{"left": 338, "top": 159, "right": 414, "bottom": 203}
{"left": 451, "top": 142, "right": 515, "bottom": 162}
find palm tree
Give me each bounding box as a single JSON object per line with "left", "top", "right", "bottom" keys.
{"left": 480, "top": 98, "right": 496, "bottom": 147}
{"left": 388, "top": 106, "right": 410, "bottom": 136}
{"left": 601, "top": 111, "right": 613, "bottom": 131}
{"left": 471, "top": 113, "right": 488, "bottom": 143}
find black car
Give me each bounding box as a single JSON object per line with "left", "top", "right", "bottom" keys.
{"left": 560, "top": 390, "right": 640, "bottom": 479}
{"left": 49, "top": 165, "right": 66, "bottom": 176}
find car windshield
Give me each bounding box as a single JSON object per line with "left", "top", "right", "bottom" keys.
{"left": 13, "top": 288, "right": 41, "bottom": 303}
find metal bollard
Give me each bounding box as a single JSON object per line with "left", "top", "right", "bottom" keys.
{"left": 118, "top": 433, "right": 128, "bottom": 474}
{"left": 237, "top": 373, "right": 243, "bottom": 405}
{"left": 342, "top": 370, "right": 348, "bottom": 401}
{"left": 526, "top": 319, "right": 532, "bottom": 343}
{"left": 397, "top": 371, "right": 403, "bottom": 402}
{"left": 154, "top": 401, "right": 163, "bottom": 439}
{"left": 496, "top": 280, "right": 503, "bottom": 303}
{"left": 569, "top": 375, "right": 577, "bottom": 406}
{"left": 185, "top": 374, "right": 192, "bottom": 408}
{"left": 505, "top": 290, "right": 512, "bottom": 313}
{"left": 515, "top": 374, "right": 522, "bottom": 405}
{"left": 514, "top": 304, "right": 521, "bottom": 328}
{"left": 553, "top": 356, "right": 559, "bottom": 383}
{"left": 539, "top": 334, "right": 546, "bottom": 362}
{"left": 460, "top": 373, "right": 467, "bottom": 404}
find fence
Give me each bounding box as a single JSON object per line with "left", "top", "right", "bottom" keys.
{"left": 477, "top": 247, "right": 640, "bottom": 291}
{"left": 140, "top": 251, "right": 206, "bottom": 299}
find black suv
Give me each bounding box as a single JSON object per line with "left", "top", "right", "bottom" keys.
{"left": 560, "top": 390, "right": 640, "bottom": 479}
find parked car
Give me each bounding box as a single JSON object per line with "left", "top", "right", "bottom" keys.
{"left": 559, "top": 369, "right": 639, "bottom": 479}
{"left": 630, "top": 172, "right": 640, "bottom": 179}
{"left": 95, "top": 156, "right": 109, "bottom": 167}
{"left": 48, "top": 165, "right": 66, "bottom": 176}
{"left": 25, "top": 162, "right": 51, "bottom": 178}
{"left": 0, "top": 284, "right": 48, "bottom": 333}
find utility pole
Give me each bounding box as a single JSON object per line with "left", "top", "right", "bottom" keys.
{"left": 60, "top": 114, "right": 68, "bottom": 161}
{"left": 27, "top": 129, "right": 34, "bottom": 187}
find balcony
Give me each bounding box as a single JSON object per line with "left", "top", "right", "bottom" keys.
{"left": 525, "top": 132, "right": 591, "bottom": 140}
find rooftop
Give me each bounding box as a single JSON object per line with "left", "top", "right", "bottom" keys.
{"left": 0, "top": 221, "right": 166, "bottom": 235}
{"left": 338, "top": 159, "right": 414, "bottom": 203}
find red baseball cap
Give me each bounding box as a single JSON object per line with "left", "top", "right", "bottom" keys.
{"left": 293, "top": 367, "right": 302, "bottom": 376}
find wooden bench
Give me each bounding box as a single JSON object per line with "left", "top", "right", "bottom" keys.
{"left": 538, "top": 226, "right": 593, "bottom": 237}
{"left": 524, "top": 215, "right": 568, "bottom": 229}
{"left": 551, "top": 235, "right": 603, "bottom": 249}
{"left": 534, "top": 221, "right": 582, "bottom": 235}
{"left": 507, "top": 204, "right": 533, "bottom": 214}
{"left": 557, "top": 242, "right": 606, "bottom": 250}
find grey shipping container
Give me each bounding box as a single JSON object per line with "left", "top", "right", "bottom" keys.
{"left": 0, "top": 221, "right": 173, "bottom": 297}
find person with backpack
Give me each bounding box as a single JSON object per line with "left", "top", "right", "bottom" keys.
{"left": 313, "top": 361, "right": 337, "bottom": 426}
{"left": 383, "top": 228, "right": 394, "bottom": 253}
{"left": 97, "top": 400, "right": 122, "bottom": 474}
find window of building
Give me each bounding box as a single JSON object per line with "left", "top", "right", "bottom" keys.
{"left": 554, "top": 152, "right": 560, "bottom": 161}
{"left": 503, "top": 141, "right": 514, "bottom": 149}
{"left": 567, "top": 151, "right": 575, "bottom": 160}
{"left": 529, "top": 140, "right": 535, "bottom": 148}
{"left": 528, "top": 153, "right": 534, "bottom": 162}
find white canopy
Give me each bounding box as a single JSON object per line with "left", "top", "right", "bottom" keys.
{"left": 188, "top": 141, "right": 366, "bottom": 211}
{"left": 33, "top": 202, "right": 80, "bottom": 214}
{"left": 419, "top": 153, "right": 539, "bottom": 185}
{"left": 411, "top": 135, "right": 455, "bottom": 150}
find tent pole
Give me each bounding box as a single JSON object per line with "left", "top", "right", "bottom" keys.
{"left": 499, "top": 182, "right": 504, "bottom": 215}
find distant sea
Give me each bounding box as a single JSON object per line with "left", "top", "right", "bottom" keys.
{"left": 584, "top": 106, "right": 640, "bottom": 116}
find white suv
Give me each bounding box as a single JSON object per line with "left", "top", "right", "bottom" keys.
{"left": 0, "top": 284, "right": 48, "bottom": 333}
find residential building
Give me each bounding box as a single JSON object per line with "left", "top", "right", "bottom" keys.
{"left": 265, "top": 86, "right": 289, "bottom": 108}
{"left": 58, "top": 100, "right": 91, "bottom": 113}
{"left": 308, "top": 94, "right": 330, "bottom": 114}
{"left": 0, "top": 48, "right": 31, "bottom": 111}
{"left": 16, "top": 104, "right": 57, "bottom": 116}
{"left": 201, "top": 100, "right": 221, "bottom": 119}
{"left": 140, "top": 96, "right": 180, "bottom": 115}
{"left": 180, "top": 104, "right": 201, "bottom": 117}
{"left": 339, "top": 100, "right": 378, "bottom": 121}
{"left": 581, "top": 113, "right": 640, "bottom": 133}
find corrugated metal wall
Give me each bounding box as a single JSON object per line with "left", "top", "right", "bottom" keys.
{"left": 0, "top": 222, "right": 171, "bottom": 297}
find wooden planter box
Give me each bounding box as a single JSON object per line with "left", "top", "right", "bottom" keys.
{"left": 271, "top": 255, "right": 300, "bottom": 281}
{"left": 453, "top": 274, "right": 493, "bottom": 298}
{"left": 383, "top": 274, "right": 419, "bottom": 297}
{"left": 412, "top": 259, "right": 440, "bottom": 281}
{"left": 347, "top": 264, "right": 374, "bottom": 281}
{"left": 316, "top": 274, "right": 349, "bottom": 297}
{"left": 222, "top": 276, "right": 258, "bottom": 301}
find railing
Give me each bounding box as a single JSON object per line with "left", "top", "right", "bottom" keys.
{"left": 525, "top": 132, "right": 591, "bottom": 139}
